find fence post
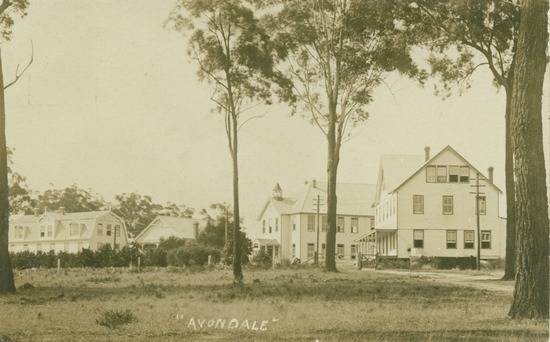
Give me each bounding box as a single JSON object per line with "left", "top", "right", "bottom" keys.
{"left": 137, "top": 256, "right": 141, "bottom": 272}
{"left": 56, "top": 258, "right": 61, "bottom": 274}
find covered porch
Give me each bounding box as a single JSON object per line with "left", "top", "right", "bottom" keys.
{"left": 252, "top": 238, "right": 281, "bottom": 261}
{"left": 375, "top": 229, "right": 398, "bottom": 257}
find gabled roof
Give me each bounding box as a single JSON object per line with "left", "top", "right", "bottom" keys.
{"left": 258, "top": 180, "right": 377, "bottom": 219}
{"left": 41, "top": 211, "right": 112, "bottom": 221}
{"left": 377, "top": 154, "right": 425, "bottom": 200}
{"left": 256, "top": 197, "right": 296, "bottom": 220}
{"left": 384, "top": 145, "right": 502, "bottom": 194}
{"left": 11, "top": 210, "right": 115, "bottom": 224}
{"left": 134, "top": 215, "right": 203, "bottom": 242}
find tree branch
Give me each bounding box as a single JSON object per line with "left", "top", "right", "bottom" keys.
{"left": 4, "top": 41, "right": 33, "bottom": 91}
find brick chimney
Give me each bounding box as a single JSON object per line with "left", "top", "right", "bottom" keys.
{"left": 424, "top": 146, "right": 431, "bottom": 161}
{"left": 488, "top": 166, "right": 494, "bottom": 183}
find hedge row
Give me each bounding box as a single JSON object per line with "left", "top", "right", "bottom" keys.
{"left": 10, "top": 242, "right": 223, "bottom": 269}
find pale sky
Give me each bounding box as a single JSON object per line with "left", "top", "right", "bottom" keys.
{"left": 2, "top": 0, "right": 550, "bottom": 227}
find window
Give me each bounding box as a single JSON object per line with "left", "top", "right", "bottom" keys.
{"left": 307, "top": 215, "right": 315, "bottom": 232}
{"left": 351, "top": 217, "right": 359, "bottom": 233}
{"left": 351, "top": 244, "right": 357, "bottom": 260}
{"left": 321, "top": 243, "right": 326, "bottom": 258}
{"left": 106, "top": 224, "right": 112, "bottom": 236}
{"left": 464, "top": 230, "right": 475, "bottom": 249}
{"left": 307, "top": 243, "right": 315, "bottom": 258}
{"left": 481, "top": 231, "right": 491, "bottom": 249}
{"left": 478, "top": 196, "right": 486, "bottom": 215}
{"left": 369, "top": 216, "right": 375, "bottom": 229}
{"left": 322, "top": 215, "right": 328, "bottom": 232}
{"left": 97, "top": 223, "right": 103, "bottom": 236}
{"left": 460, "top": 166, "right": 470, "bottom": 183}
{"left": 437, "top": 166, "right": 447, "bottom": 183}
{"left": 442, "top": 195, "right": 454, "bottom": 215}
{"left": 69, "top": 223, "right": 79, "bottom": 237}
{"left": 446, "top": 230, "right": 457, "bottom": 249}
{"left": 413, "top": 229, "right": 424, "bottom": 248}
{"left": 292, "top": 223, "right": 296, "bottom": 232}
{"left": 449, "top": 166, "right": 460, "bottom": 182}
{"left": 413, "top": 195, "right": 424, "bottom": 214}
{"left": 426, "top": 166, "right": 437, "bottom": 183}
{"left": 337, "top": 244, "right": 344, "bottom": 258}
{"left": 336, "top": 217, "right": 344, "bottom": 233}
{"left": 292, "top": 243, "right": 296, "bottom": 258}
{"left": 40, "top": 225, "right": 45, "bottom": 238}
{"left": 80, "top": 223, "right": 87, "bottom": 233}
{"left": 14, "top": 226, "right": 23, "bottom": 239}
{"left": 262, "top": 220, "right": 266, "bottom": 234}
{"left": 269, "top": 219, "right": 272, "bottom": 233}
{"left": 275, "top": 218, "right": 279, "bottom": 232}
{"left": 47, "top": 225, "right": 53, "bottom": 237}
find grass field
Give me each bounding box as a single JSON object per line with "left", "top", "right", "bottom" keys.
{"left": 0, "top": 265, "right": 547, "bottom": 341}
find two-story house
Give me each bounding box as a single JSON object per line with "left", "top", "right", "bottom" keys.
{"left": 367, "top": 145, "right": 506, "bottom": 260}
{"left": 253, "top": 180, "right": 376, "bottom": 262}
{"left": 9, "top": 209, "right": 129, "bottom": 253}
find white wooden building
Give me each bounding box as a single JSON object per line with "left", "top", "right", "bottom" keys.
{"left": 9, "top": 210, "right": 129, "bottom": 253}
{"left": 365, "top": 145, "right": 506, "bottom": 260}
{"left": 252, "top": 180, "right": 376, "bottom": 262}
{"left": 134, "top": 216, "right": 207, "bottom": 249}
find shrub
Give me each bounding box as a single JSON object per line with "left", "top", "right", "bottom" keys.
{"left": 251, "top": 249, "right": 272, "bottom": 266}
{"left": 96, "top": 309, "right": 137, "bottom": 330}
{"left": 375, "top": 257, "right": 410, "bottom": 269}
{"left": 143, "top": 248, "right": 167, "bottom": 267}
{"left": 166, "top": 242, "right": 221, "bottom": 266}
{"left": 409, "top": 256, "right": 477, "bottom": 270}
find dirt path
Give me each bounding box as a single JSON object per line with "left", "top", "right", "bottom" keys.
{"left": 365, "top": 268, "right": 514, "bottom": 293}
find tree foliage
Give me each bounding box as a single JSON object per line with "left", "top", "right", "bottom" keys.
{"left": 405, "top": 0, "right": 519, "bottom": 96}
{"left": 112, "top": 192, "right": 194, "bottom": 237}
{"left": 167, "top": 0, "right": 289, "bottom": 283}
{"left": 266, "top": 0, "right": 426, "bottom": 271}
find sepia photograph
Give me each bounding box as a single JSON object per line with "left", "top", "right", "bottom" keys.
{"left": 0, "top": 0, "right": 549, "bottom": 341}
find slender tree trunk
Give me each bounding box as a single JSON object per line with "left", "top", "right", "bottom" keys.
{"left": 0, "top": 49, "right": 15, "bottom": 293}
{"left": 231, "top": 115, "right": 243, "bottom": 284}
{"left": 508, "top": 0, "right": 549, "bottom": 320}
{"left": 503, "top": 87, "right": 517, "bottom": 281}
{"left": 325, "top": 102, "right": 339, "bottom": 272}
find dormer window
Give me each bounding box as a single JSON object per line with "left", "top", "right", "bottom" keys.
{"left": 437, "top": 166, "right": 447, "bottom": 182}
{"left": 426, "top": 166, "right": 436, "bottom": 183}
{"left": 449, "top": 166, "right": 460, "bottom": 183}
{"left": 459, "top": 166, "right": 470, "bottom": 182}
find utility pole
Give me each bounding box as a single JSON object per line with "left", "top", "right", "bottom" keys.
{"left": 470, "top": 172, "right": 485, "bottom": 270}
{"left": 312, "top": 195, "right": 324, "bottom": 266}
{"left": 113, "top": 225, "right": 117, "bottom": 250}
{"left": 224, "top": 205, "right": 229, "bottom": 250}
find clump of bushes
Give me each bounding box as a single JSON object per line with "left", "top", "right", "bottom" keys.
{"left": 375, "top": 256, "right": 410, "bottom": 269}
{"left": 251, "top": 249, "right": 272, "bottom": 266}
{"left": 166, "top": 242, "right": 221, "bottom": 266}
{"left": 96, "top": 309, "right": 137, "bottom": 329}
{"left": 409, "top": 256, "right": 477, "bottom": 270}
{"left": 10, "top": 244, "right": 141, "bottom": 270}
